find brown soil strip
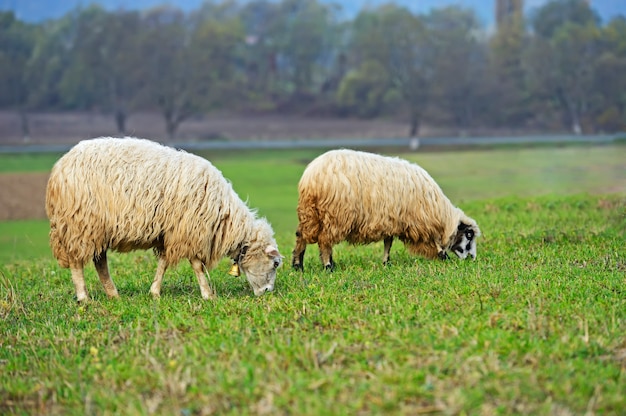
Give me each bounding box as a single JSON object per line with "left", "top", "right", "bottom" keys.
{"left": 0, "top": 173, "right": 49, "bottom": 221}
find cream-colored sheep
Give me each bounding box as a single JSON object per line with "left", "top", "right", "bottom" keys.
{"left": 291, "top": 149, "right": 480, "bottom": 270}
{"left": 46, "top": 137, "right": 282, "bottom": 301}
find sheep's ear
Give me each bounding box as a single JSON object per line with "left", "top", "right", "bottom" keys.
{"left": 265, "top": 245, "right": 282, "bottom": 258}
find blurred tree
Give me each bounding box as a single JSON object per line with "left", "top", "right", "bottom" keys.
{"left": 602, "top": 15, "right": 626, "bottom": 56}
{"left": 136, "top": 7, "right": 191, "bottom": 140}
{"left": 345, "top": 5, "right": 431, "bottom": 136}
{"left": 189, "top": 1, "right": 245, "bottom": 111}
{"left": 424, "top": 6, "right": 487, "bottom": 130}
{"left": 137, "top": 4, "right": 243, "bottom": 139}
{"left": 240, "top": 0, "right": 282, "bottom": 109}
{"left": 0, "top": 12, "right": 38, "bottom": 139}
{"left": 3, "top": 0, "right": 624, "bottom": 137}
{"left": 64, "top": 7, "right": 143, "bottom": 133}
{"left": 336, "top": 60, "right": 389, "bottom": 118}
{"left": 386, "top": 8, "right": 434, "bottom": 137}
{"left": 489, "top": 8, "right": 529, "bottom": 127}
{"left": 339, "top": 8, "right": 393, "bottom": 119}
{"left": 54, "top": 6, "right": 109, "bottom": 110}
{"left": 529, "top": 0, "right": 600, "bottom": 39}
{"left": 593, "top": 17, "right": 626, "bottom": 131}
{"left": 526, "top": 0, "right": 601, "bottom": 133}
{"left": 270, "top": 0, "right": 340, "bottom": 107}
{"left": 24, "top": 14, "right": 74, "bottom": 111}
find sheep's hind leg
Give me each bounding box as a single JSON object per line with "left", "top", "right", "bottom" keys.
{"left": 291, "top": 231, "right": 307, "bottom": 271}
{"left": 190, "top": 258, "right": 215, "bottom": 300}
{"left": 94, "top": 251, "right": 119, "bottom": 298}
{"left": 70, "top": 265, "right": 89, "bottom": 303}
{"left": 318, "top": 240, "right": 335, "bottom": 271}
{"left": 150, "top": 256, "right": 168, "bottom": 298}
{"left": 383, "top": 237, "right": 393, "bottom": 266}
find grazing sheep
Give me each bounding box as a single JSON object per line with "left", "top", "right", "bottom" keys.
{"left": 291, "top": 149, "right": 480, "bottom": 270}
{"left": 46, "top": 137, "right": 282, "bottom": 301}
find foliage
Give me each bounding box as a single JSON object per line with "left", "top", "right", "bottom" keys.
{"left": 526, "top": 19, "right": 602, "bottom": 134}
{"left": 138, "top": 7, "right": 202, "bottom": 140}
{"left": 0, "top": 11, "right": 39, "bottom": 138}
{"left": 66, "top": 8, "right": 144, "bottom": 134}
{"left": 381, "top": 6, "right": 431, "bottom": 137}
{"left": 271, "top": 0, "right": 339, "bottom": 97}
{"left": 336, "top": 60, "right": 390, "bottom": 118}
{"left": 529, "top": 0, "right": 601, "bottom": 38}
{"left": 593, "top": 17, "right": 626, "bottom": 131}
{"left": 0, "top": 13, "right": 37, "bottom": 108}
{"left": 424, "top": 6, "right": 487, "bottom": 128}
{"left": 0, "top": 146, "right": 625, "bottom": 414}
{"left": 0, "top": 0, "right": 625, "bottom": 136}
{"left": 490, "top": 10, "right": 529, "bottom": 127}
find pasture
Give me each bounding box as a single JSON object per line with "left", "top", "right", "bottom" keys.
{"left": 0, "top": 144, "right": 625, "bottom": 415}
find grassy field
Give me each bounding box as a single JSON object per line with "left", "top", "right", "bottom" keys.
{"left": 1, "top": 144, "right": 625, "bottom": 414}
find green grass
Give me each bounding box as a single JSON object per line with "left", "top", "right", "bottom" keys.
{"left": 0, "top": 221, "right": 51, "bottom": 264}
{"left": 0, "top": 153, "right": 63, "bottom": 173}
{"left": 1, "top": 144, "right": 625, "bottom": 414}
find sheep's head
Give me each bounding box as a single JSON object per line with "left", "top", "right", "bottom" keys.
{"left": 239, "top": 244, "right": 283, "bottom": 296}
{"left": 449, "top": 221, "right": 480, "bottom": 260}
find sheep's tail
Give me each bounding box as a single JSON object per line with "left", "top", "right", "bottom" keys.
{"left": 48, "top": 221, "right": 70, "bottom": 268}
{"left": 296, "top": 193, "right": 321, "bottom": 244}
{"left": 46, "top": 177, "right": 71, "bottom": 268}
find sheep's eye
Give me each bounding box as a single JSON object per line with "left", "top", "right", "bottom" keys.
{"left": 273, "top": 261, "right": 280, "bottom": 269}
{"left": 465, "top": 230, "right": 474, "bottom": 239}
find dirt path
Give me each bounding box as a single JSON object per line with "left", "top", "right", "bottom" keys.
{"left": 0, "top": 173, "right": 49, "bottom": 221}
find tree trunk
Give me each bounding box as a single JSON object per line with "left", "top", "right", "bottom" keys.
{"left": 571, "top": 116, "right": 582, "bottom": 135}
{"left": 409, "top": 109, "right": 420, "bottom": 137}
{"left": 165, "top": 119, "right": 178, "bottom": 141}
{"left": 557, "top": 88, "right": 583, "bottom": 135}
{"left": 19, "top": 109, "right": 30, "bottom": 142}
{"left": 165, "top": 116, "right": 179, "bottom": 141}
{"left": 115, "top": 109, "right": 126, "bottom": 135}
{"left": 567, "top": 101, "right": 582, "bottom": 135}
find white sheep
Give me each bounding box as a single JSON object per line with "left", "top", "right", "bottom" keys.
{"left": 291, "top": 149, "right": 480, "bottom": 270}
{"left": 46, "top": 137, "right": 282, "bottom": 301}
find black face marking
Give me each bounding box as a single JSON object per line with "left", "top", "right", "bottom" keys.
{"left": 458, "top": 222, "right": 469, "bottom": 231}
{"left": 465, "top": 230, "right": 474, "bottom": 240}
{"left": 465, "top": 243, "right": 471, "bottom": 251}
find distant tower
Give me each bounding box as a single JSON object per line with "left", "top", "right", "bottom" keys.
{"left": 496, "top": 0, "right": 524, "bottom": 28}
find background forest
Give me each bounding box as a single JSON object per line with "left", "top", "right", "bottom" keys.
{"left": 1, "top": 0, "right": 625, "bottom": 140}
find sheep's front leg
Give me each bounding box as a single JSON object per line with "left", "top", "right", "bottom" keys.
{"left": 190, "top": 258, "right": 215, "bottom": 300}
{"left": 383, "top": 237, "right": 393, "bottom": 265}
{"left": 70, "top": 265, "right": 89, "bottom": 303}
{"left": 291, "top": 230, "right": 307, "bottom": 271}
{"left": 150, "top": 256, "right": 168, "bottom": 298}
{"left": 94, "top": 251, "right": 119, "bottom": 298}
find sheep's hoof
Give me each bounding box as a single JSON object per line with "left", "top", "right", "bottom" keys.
{"left": 324, "top": 263, "right": 335, "bottom": 272}
{"left": 292, "top": 263, "right": 304, "bottom": 272}
{"left": 201, "top": 290, "right": 217, "bottom": 300}
{"left": 438, "top": 251, "right": 449, "bottom": 260}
